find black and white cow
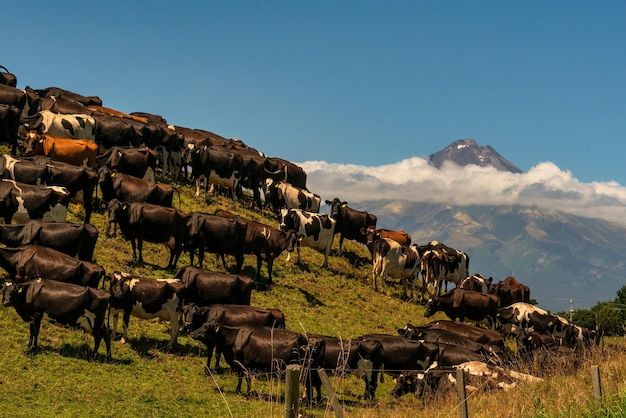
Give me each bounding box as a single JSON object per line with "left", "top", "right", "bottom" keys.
{"left": 278, "top": 208, "right": 336, "bottom": 268}
{"left": 108, "top": 272, "right": 185, "bottom": 349}
{"left": 264, "top": 180, "right": 321, "bottom": 213}
{"left": 21, "top": 110, "right": 96, "bottom": 140}
{"left": 0, "top": 180, "right": 70, "bottom": 223}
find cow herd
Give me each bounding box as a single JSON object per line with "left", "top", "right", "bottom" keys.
{"left": 0, "top": 73, "right": 602, "bottom": 407}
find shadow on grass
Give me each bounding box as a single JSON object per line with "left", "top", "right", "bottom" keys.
{"left": 336, "top": 249, "right": 371, "bottom": 269}
{"left": 126, "top": 336, "right": 199, "bottom": 358}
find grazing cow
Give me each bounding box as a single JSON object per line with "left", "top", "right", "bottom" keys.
{"left": 184, "top": 212, "right": 247, "bottom": 271}
{"left": 371, "top": 238, "right": 421, "bottom": 299}
{"left": 419, "top": 241, "right": 470, "bottom": 297}
{"left": 424, "top": 288, "right": 500, "bottom": 328}
{"left": 184, "top": 303, "right": 286, "bottom": 370}
{"left": 29, "top": 86, "right": 102, "bottom": 107}
{"left": 362, "top": 226, "right": 412, "bottom": 254}
{"left": 106, "top": 199, "right": 186, "bottom": 270}
{"left": 325, "top": 198, "right": 377, "bottom": 254}
{"left": 174, "top": 266, "right": 254, "bottom": 306}
{"left": 0, "top": 220, "right": 98, "bottom": 261}
{"left": 0, "top": 104, "right": 20, "bottom": 155}
{"left": 215, "top": 209, "right": 296, "bottom": 284}
{"left": 0, "top": 245, "right": 104, "bottom": 287}
{"left": 357, "top": 333, "right": 440, "bottom": 401}
{"left": 1, "top": 279, "right": 111, "bottom": 360}
{"left": 496, "top": 302, "right": 570, "bottom": 338}
{"left": 264, "top": 180, "right": 321, "bottom": 213}
{"left": 190, "top": 323, "right": 320, "bottom": 399}
{"left": 96, "top": 146, "right": 157, "bottom": 182}
{"left": 22, "top": 110, "right": 96, "bottom": 140}
{"left": 489, "top": 276, "right": 531, "bottom": 307}
{"left": 278, "top": 208, "right": 336, "bottom": 268}
{"left": 28, "top": 156, "right": 99, "bottom": 224}
{"left": 459, "top": 273, "right": 492, "bottom": 293}
{"left": 0, "top": 179, "right": 70, "bottom": 223}
{"left": 98, "top": 166, "right": 174, "bottom": 207}
{"left": 108, "top": 272, "right": 185, "bottom": 349}
{"left": 182, "top": 144, "right": 242, "bottom": 202}
{"left": 24, "top": 131, "right": 98, "bottom": 167}
{"left": 400, "top": 321, "right": 505, "bottom": 350}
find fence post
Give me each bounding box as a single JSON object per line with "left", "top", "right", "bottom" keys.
{"left": 284, "top": 364, "right": 300, "bottom": 418}
{"left": 317, "top": 368, "right": 345, "bottom": 418}
{"left": 591, "top": 365, "right": 602, "bottom": 403}
{"left": 457, "top": 368, "right": 469, "bottom": 418}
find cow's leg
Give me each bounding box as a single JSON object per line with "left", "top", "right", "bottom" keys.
{"left": 265, "top": 257, "right": 273, "bottom": 285}
{"left": 322, "top": 243, "right": 331, "bottom": 268}
{"left": 102, "top": 324, "right": 111, "bottom": 360}
{"left": 122, "top": 312, "right": 131, "bottom": 343}
{"left": 129, "top": 239, "right": 138, "bottom": 262}
{"left": 234, "top": 253, "right": 244, "bottom": 274}
{"left": 136, "top": 239, "right": 144, "bottom": 265}
{"left": 111, "top": 311, "right": 120, "bottom": 341}
{"left": 204, "top": 342, "right": 216, "bottom": 371}
{"left": 92, "top": 319, "right": 104, "bottom": 360}
{"left": 29, "top": 313, "right": 43, "bottom": 350}
{"left": 164, "top": 305, "right": 180, "bottom": 349}
{"left": 296, "top": 242, "right": 302, "bottom": 264}
{"left": 338, "top": 235, "right": 344, "bottom": 254}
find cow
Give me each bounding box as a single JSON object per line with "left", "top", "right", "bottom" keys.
{"left": 96, "top": 146, "right": 157, "bottom": 182}
{"left": 174, "top": 266, "right": 254, "bottom": 307}
{"left": 106, "top": 199, "right": 186, "bottom": 270}
{"left": 0, "top": 179, "right": 70, "bottom": 223}
{"left": 400, "top": 321, "right": 505, "bottom": 350}
{"left": 21, "top": 110, "right": 96, "bottom": 140}
{"left": 424, "top": 288, "right": 500, "bottom": 329}
{"left": 419, "top": 241, "right": 470, "bottom": 297}
{"left": 87, "top": 105, "right": 149, "bottom": 123}
{"left": 28, "top": 86, "right": 102, "bottom": 107}
{"left": 516, "top": 331, "right": 575, "bottom": 357}
{"left": 356, "top": 333, "right": 440, "bottom": 401}
{"left": 0, "top": 220, "right": 98, "bottom": 261}
{"left": 264, "top": 180, "right": 321, "bottom": 213}
{"left": 496, "top": 302, "right": 570, "bottom": 338}
{"left": 27, "top": 156, "right": 99, "bottom": 224}
{"left": 189, "top": 322, "right": 321, "bottom": 400}
{"left": 184, "top": 212, "right": 247, "bottom": 271}
{"left": 459, "top": 273, "right": 492, "bottom": 293}
{"left": 90, "top": 112, "right": 144, "bottom": 149}
{"left": 108, "top": 272, "right": 185, "bottom": 349}
{"left": 215, "top": 209, "right": 296, "bottom": 284}
{"left": 1, "top": 279, "right": 111, "bottom": 360}
{"left": 0, "top": 245, "right": 104, "bottom": 288}
{"left": 0, "top": 104, "right": 20, "bottom": 155}
{"left": 184, "top": 303, "right": 286, "bottom": 370}
{"left": 399, "top": 326, "right": 502, "bottom": 358}
{"left": 37, "top": 95, "right": 93, "bottom": 115}
{"left": 278, "top": 208, "right": 336, "bottom": 268}
{"left": 489, "top": 276, "right": 531, "bottom": 307}
{"left": 263, "top": 157, "right": 307, "bottom": 190}
{"left": 24, "top": 131, "right": 98, "bottom": 168}
{"left": 0, "top": 154, "right": 51, "bottom": 184}
{"left": 362, "top": 226, "right": 412, "bottom": 255}
{"left": 371, "top": 238, "right": 421, "bottom": 299}
{"left": 182, "top": 144, "right": 242, "bottom": 202}
{"left": 97, "top": 166, "right": 174, "bottom": 207}
{"left": 325, "top": 198, "right": 377, "bottom": 254}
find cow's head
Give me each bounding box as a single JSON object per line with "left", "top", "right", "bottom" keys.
{"left": 391, "top": 372, "right": 421, "bottom": 398}
{"left": 108, "top": 271, "right": 132, "bottom": 299}
{"left": 106, "top": 199, "right": 126, "bottom": 237}
{"left": 23, "top": 130, "right": 44, "bottom": 156}
{"left": 397, "top": 323, "right": 422, "bottom": 340}
{"left": 423, "top": 298, "right": 439, "bottom": 318}
{"left": 183, "top": 304, "right": 206, "bottom": 333}
{"left": 1, "top": 281, "right": 18, "bottom": 307}
{"left": 362, "top": 226, "right": 378, "bottom": 246}
{"left": 324, "top": 198, "right": 346, "bottom": 219}
{"left": 97, "top": 166, "right": 114, "bottom": 184}
{"left": 189, "top": 320, "right": 221, "bottom": 344}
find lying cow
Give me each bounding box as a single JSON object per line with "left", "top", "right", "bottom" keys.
{"left": 2, "top": 279, "right": 111, "bottom": 360}
{"left": 184, "top": 303, "right": 286, "bottom": 370}
{"left": 424, "top": 288, "right": 499, "bottom": 329}
{"left": 106, "top": 199, "right": 186, "bottom": 270}
{"left": 400, "top": 321, "right": 505, "bottom": 351}
{"left": 0, "top": 245, "right": 104, "bottom": 287}
{"left": 279, "top": 208, "right": 336, "bottom": 268}
{"left": 174, "top": 266, "right": 254, "bottom": 306}
{"left": 0, "top": 179, "right": 70, "bottom": 223}
{"left": 108, "top": 272, "right": 185, "bottom": 349}
{"left": 0, "top": 220, "right": 98, "bottom": 261}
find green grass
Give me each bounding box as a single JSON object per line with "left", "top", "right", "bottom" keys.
{"left": 0, "top": 181, "right": 625, "bottom": 417}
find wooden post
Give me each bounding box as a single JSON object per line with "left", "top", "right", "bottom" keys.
{"left": 284, "top": 364, "right": 300, "bottom": 418}
{"left": 318, "top": 368, "right": 345, "bottom": 418}
{"left": 591, "top": 365, "right": 602, "bottom": 403}
{"left": 456, "top": 368, "right": 468, "bottom": 418}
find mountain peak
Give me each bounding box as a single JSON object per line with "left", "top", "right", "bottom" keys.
{"left": 427, "top": 139, "right": 523, "bottom": 174}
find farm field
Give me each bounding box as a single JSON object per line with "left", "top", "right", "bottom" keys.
{"left": 0, "top": 185, "right": 625, "bottom": 417}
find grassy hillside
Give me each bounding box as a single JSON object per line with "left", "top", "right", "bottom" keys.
{"left": 0, "top": 183, "right": 625, "bottom": 417}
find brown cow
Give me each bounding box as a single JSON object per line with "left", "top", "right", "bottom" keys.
{"left": 24, "top": 131, "right": 98, "bottom": 167}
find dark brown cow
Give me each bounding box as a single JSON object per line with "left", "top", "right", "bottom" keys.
{"left": 98, "top": 166, "right": 174, "bottom": 207}
{"left": 0, "top": 104, "right": 20, "bottom": 155}
{"left": 0, "top": 154, "right": 50, "bottom": 184}
{"left": 2, "top": 279, "right": 111, "bottom": 360}
{"left": 184, "top": 212, "right": 247, "bottom": 271}
{"left": 184, "top": 303, "right": 286, "bottom": 370}
{"left": 29, "top": 86, "right": 103, "bottom": 107}
{"left": 263, "top": 156, "right": 307, "bottom": 190}
{"left": 215, "top": 209, "right": 296, "bottom": 284}
{"left": 424, "top": 288, "right": 500, "bottom": 328}
{"left": 399, "top": 325, "right": 501, "bottom": 356}
{"left": 325, "top": 198, "right": 377, "bottom": 254}
{"left": 108, "top": 272, "right": 185, "bottom": 349}
{"left": 96, "top": 146, "right": 157, "bottom": 182}
{"left": 0, "top": 220, "right": 98, "bottom": 261}
{"left": 174, "top": 266, "right": 254, "bottom": 306}
{"left": 106, "top": 199, "right": 186, "bottom": 270}
{"left": 401, "top": 321, "right": 505, "bottom": 349}
{"left": 0, "top": 245, "right": 104, "bottom": 287}
{"left": 489, "top": 276, "right": 531, "bottom": 307}
{"left": 0, "top": 180, "right": 70, "bottom": 223}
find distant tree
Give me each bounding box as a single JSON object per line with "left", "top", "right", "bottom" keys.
{"left": 615, "top": 285, "right": 626, "bottom": 306}
{"left": 593, "top": 303, "right": 623, "bottom": 336}
{"left": 570, "top": 309, "right": 595, "bottom": 329}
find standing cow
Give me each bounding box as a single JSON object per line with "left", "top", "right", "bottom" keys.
{"left": 279, "top": 208, "right": 336, "bottom": 268}
{"left": 325, "top": 198, "right": 377, "bottom": 254}
{"left": 424, "top": 288, "right": 499, "bottom": 329}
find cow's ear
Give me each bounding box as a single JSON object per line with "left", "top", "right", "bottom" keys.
{"left": 39, "top": 139, "right": 44, "bottom": 143}
{"left": 111, "top": 173, "right": 116, "bottom": 177}
{"left": 298, "top": 236, "right": 303, "bottom": 242}
{"left": 341, "top": 203, "right": 347, "bottom": 208}
{"left": 122, "top": 204, "right": 128, "bottom": 210}
{"left": 17, "top": 287, "right": 23, "bottom": 293}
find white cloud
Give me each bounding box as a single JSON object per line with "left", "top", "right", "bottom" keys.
{"left": 298, "top": 157, "right": 626, "bottom": 226}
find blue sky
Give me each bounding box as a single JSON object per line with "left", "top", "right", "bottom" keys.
{"left": 5, "top": 1, "right": 626, "bottom": 185}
